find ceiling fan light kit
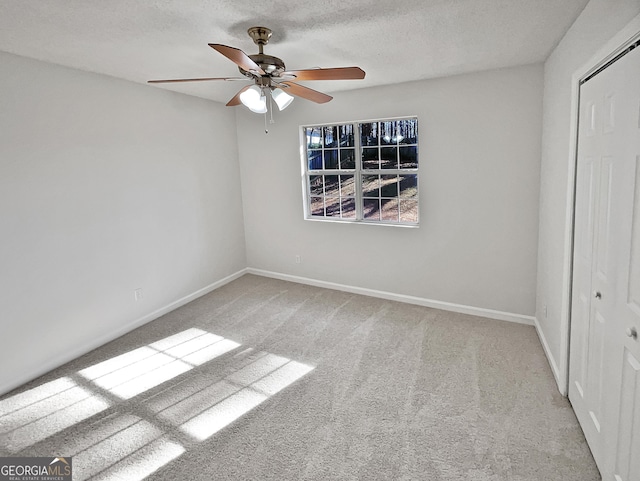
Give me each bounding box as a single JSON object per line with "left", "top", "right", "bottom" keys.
{"left": 148, "top": 26, "right": 366, "bottom": 125}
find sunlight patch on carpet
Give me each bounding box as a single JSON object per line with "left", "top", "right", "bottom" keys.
{"left": 78, "top": 328, "right": 240, "bottom": 399}
{"left": 180, "top": 354, "right": 314, "bottom": 441}
{"left": 0, "top": 377, "right": 110, "bottom": 452}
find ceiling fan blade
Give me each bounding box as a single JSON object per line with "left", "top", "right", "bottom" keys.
{"left": 280, "top": 67, "right": 365, "bottom": 81}
{"left": 226, "top": 85, "right": 252, "bottom": 106}
{"left": 209, "top": 44, "right": 266, "bottom": 76}
{"left": 148, "top": 77, "right": 247, "bottom": 84}
{"left": 279, "top": 82, "right": 333, "bottom": 104}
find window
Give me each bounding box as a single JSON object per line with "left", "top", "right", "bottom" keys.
{"left": 302, "top": 117, "right": 418, "bottom": 225}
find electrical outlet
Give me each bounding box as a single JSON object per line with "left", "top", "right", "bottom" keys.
{"left": 295, "top": 255, "right": 301, "bottom": 264}
{"left": 134, "top": 288, "right": 143, "bottom": 301}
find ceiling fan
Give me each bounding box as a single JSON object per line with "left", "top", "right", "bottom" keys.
{"left": 148, "top": 26, "right": 366, "bottom": 113}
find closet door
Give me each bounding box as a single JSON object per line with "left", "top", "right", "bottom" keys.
{"left": 569, "top": 42, "right": 640, "bottom": 479}
{"left": 607, "top": 42, "right": 640, "bottom": 481}
{"left": 569, "top": 57, "right": 617, "bottom": 471}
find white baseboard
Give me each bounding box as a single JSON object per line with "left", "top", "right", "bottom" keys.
{"left": 246, "top": 268, "right": 535, "bottom": 326}
{"left": 533, "top": 317, "right": 565, "bottom": 395}
{"left": 0, "top": 268, "right": 248, "bottom": 396}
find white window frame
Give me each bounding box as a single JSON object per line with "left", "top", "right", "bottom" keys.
{"left": 300, "top": 116, "right": 419, "bottom": 226}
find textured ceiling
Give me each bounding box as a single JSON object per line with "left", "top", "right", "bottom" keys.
{"left": 0, "top": 0, "right": 589, "bottom": 104}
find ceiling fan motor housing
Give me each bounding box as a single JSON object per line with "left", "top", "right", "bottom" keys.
{"left": 240, "top": 54, "right": 286, "bottom": 78}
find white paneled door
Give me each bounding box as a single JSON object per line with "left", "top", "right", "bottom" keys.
{"left": 569, "top": 42, "right": 640, "bottom": 480}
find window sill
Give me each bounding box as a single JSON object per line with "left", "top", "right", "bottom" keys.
{"left": 303, "top": 217, "right": 419, "bottom": 228}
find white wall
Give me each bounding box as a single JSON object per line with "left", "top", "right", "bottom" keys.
{"left": 237, "top": 64, "right": 542, "bottom": 318}
{"left": 536, "top": 0, "right": 640, "bottom": 390}
{"left": 0, "top": 51, "right": 246, "bottom": 394}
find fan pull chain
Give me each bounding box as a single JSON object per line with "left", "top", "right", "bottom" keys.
{"left": 264, "top": 111, "right": 268, "bottom": 134}
{"left": 269, "top": 91, "right": 275, "bottom": 125}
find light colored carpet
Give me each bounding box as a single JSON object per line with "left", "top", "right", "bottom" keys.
{"left": 0, "top": 274, "right": 599, "bottom": 480}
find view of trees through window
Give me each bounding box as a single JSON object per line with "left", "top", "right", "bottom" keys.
{"left": 304, "top": 118, "right": 418, "bottom": 225}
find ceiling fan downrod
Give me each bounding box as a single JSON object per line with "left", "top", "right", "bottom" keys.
{"left": 247, "top": 26, "right": 272, "bottom": 55}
